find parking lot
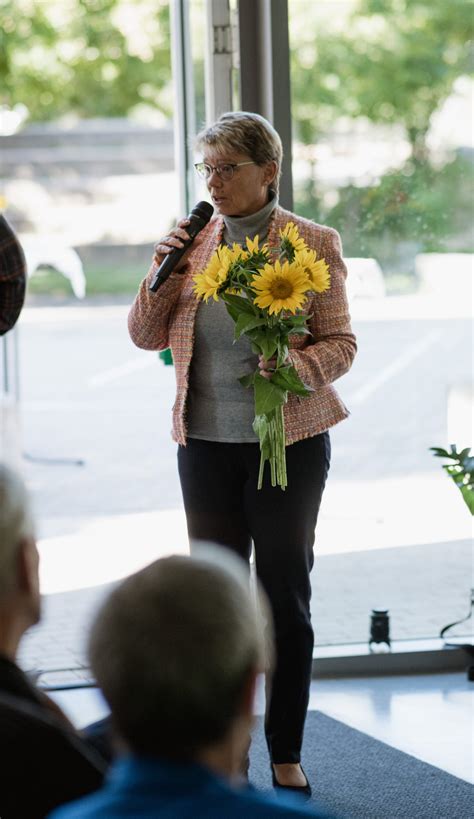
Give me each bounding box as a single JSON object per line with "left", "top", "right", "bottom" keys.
{"left": 9, "top": 290, "right": 473, "bottom": 645}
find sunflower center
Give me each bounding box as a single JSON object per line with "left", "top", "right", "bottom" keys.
{"left": 270, "top": 277, "right": 294, "bottom": 299}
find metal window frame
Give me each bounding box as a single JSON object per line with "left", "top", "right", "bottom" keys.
{"left": 172, "top": 0, "right": 294, "bottom": 213}
{"left": 170, "top": 0, "right": 197, "bottom": 214}
{"left": 237, "top": 0, "right": 294, "bottom": 209}
{"left": 205, "top": 0, "right": 234, "bottom": 122}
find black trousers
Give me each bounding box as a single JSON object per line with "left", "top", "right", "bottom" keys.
{"left": 177, "top": 432, "right": 331, "bottom": 764}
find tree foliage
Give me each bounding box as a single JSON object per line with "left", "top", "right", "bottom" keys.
{"left": 0, "top": 0, "right": 172, "bottom": 122}
{"left": 1, "top": 0, "right": 472, "bottom": 141}
{"left": 321, "top": 154, "right": 474, "bottom": 254}
{"left": 290, "top": 0, "right": 473, "bottom": 157}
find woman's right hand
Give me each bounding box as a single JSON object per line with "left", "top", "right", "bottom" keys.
{"left": 153, "top": 218, "right": 194, "bottom": 272}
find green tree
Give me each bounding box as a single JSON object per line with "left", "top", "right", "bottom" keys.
{"left": 290, "top": 0, "right": 473, "bottom": 159}
{"left": 0, "top": 0, "right": 172, "bottom": 122}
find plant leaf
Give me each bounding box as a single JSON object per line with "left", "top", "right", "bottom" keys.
{"left": 459, "top": 485, "right": 474, "bottom": 515}
{"left": 224, "top": 302, "right": 241, "bottom": 323}
{"left": 254, "top": 373, "right": 287, "bottom": 415}
{"left": 234, "top": 313, "right": 267, "bottom": 340}
{"left": 253, "top": 415, "right": 272, "bottom": 463}
{"left": 258, "top": 327, "right": 280, "bottom": 361}
{"left": 239, "top": 372, "right": 255, "bottom": 389}
{"left": 281, "top": 313, "right": 312, "bottom": 327}
{"left": 277, "top": 342, "right": 289, "bottom": 368}
{"left": 222, "top": 293, "right": 256, "bottom": 315}
{"left": 458, "top": 447, "right": 472, "bottom": 461}
{"left": 287, "top": 325, "right": 312, "bottom": 336}
{"left": 271, "top": 365, "right": 314, "bottom": 396}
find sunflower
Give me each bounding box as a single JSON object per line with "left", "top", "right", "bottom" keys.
{"left": 193, "top": 245, "right": 238, "bottom": 302}
{"left": 279, "top": 222, "right": 307, "bottom": 255}
{"left": 246, "top": 235, "right": 259, "bottom": 254}
{"left": 295, "top": 248, "right": 330, "bottom": 293}
{"left": 251, "top": 260, "right": 311, "bottom": 315}
{"left": 230, "top": 241, "right": 247, "bottom": 259}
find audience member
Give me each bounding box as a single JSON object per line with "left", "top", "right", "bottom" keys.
{"left": 0, "top": 215, "right": 27, "bottom": 335}
{"left": 0, "top": 464, "right": 107, "bottom": 819}
{"left": 49, "top": 547, "right": 335, "bottom": 818}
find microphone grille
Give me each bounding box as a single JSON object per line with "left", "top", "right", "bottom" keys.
{"left": 191, "top": 201, "right": 214, "bottom": 223}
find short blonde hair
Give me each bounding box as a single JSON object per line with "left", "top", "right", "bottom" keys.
{"left": 195, "top": 111, "right": 283, "bottom": 195}
{"left": 0, "top": 464, "right": 35, "bottom": 597}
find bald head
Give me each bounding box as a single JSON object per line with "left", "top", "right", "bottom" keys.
{"left": 89, "top": 546, "right": 274, "bottom": 759}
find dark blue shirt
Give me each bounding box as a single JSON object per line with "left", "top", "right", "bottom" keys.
{"left": 48, "top": 755, "right": 334, "bottom": 818}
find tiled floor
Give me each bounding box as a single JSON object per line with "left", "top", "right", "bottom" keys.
{"left": 307, "top": 672, "right": 473, "bottom": 784}
{"left": 51, "top": 671, "right": 473, "bottom": 784}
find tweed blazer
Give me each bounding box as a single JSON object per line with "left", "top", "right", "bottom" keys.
{"left": 128, "top": 205, "right": 357, "bottom": 446}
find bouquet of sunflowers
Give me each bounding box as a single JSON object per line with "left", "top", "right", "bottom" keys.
{"left": 193, "top": 223, "right": 330, "bottom": 490}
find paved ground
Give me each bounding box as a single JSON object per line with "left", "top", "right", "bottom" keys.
{"left": 18, "top": 537, "right": 472, "bottom": 684}
{"left": 4, "top": 292, "right": 473, "bottom": 670}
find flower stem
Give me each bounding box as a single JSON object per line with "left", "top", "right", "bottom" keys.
{"left": 256, "top": 405, "right": 287, "bottom": 491}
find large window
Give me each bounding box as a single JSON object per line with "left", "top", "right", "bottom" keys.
{"left": 289, "top": 0, "right": 473, "bottom": 644}
{"left": 1, "top": 0, "right": 187, "bottom": 594}
{"left": 2, "top": 0, "right": 471, "bottom": 652}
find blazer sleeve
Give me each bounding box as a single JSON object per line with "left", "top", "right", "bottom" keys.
{"left": 288, "top": 227, "right": 357, "bottom": 387}
{"left": 127, "top": 259, "right": 190, "bottom": 351}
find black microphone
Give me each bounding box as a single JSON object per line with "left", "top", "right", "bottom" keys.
{"left": 149, "top": 201, "right": 214, "bottom": 292}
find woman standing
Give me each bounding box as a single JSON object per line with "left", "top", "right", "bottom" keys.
{"left": 128, "top": 111, "right": 357, "bottom": 797}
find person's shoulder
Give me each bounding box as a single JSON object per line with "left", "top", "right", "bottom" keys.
{"left": 205, "top": 213, "right": 223, "bottom": 235}
{"left": 274, "top": 207, "right": 339, "bottom": 243}
{"left": 47, "top": 797, "right": 102, "bottom": 819}
{"left": 234, "top": 785, "right": 332, "bottom": 818}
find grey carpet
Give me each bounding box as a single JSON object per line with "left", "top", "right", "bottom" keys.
{"left": 249, "top": 711, "right": 473, "bottom": 819}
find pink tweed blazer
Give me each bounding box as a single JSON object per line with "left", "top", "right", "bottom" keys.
{"left": 128, "top": 205, "right": 357, "bottom": 445}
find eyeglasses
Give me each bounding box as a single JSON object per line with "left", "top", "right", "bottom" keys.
{"left": 194, "top": 161, "right": 256, "bottom": 181}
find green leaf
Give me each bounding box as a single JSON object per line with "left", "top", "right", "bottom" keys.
{"left": 222, "top": 293, "right": 256, "bottom": 315}
{"left": 253, "top": 412, "right": 275, "bottom": 461}
{"left": 258, "top": 327, "right": 280, "bottom": 361}
{"left": 287, "top": 325, "right": 312, "bottom": 336}
{"left": 281, "top": 313, "right": 312, "bottom": 327}
{"left": 234, "top": 313, "right": 267, "bottom": 340}
{"left": 239, "top": 372, "right": 255, "bottom": 389}
{"left": 429, "top": 447, "right": 450, "bottom": 458}
{"left": 254, "top": 373, "right": 287, "bottom": 415}
{"left": 271, "top": 365, "right": 314, "bottom": 396}
{"left": 459, "top": 485, "right": 474, "bottom": 515}
{"left": 224, "top": 302, "right": 241, "bottom": 323}
{"left": 277, "top": 342, "right": 289, "bottom": 368}
{"left": 253, "top": 413, "right": 270, "bottom": 443}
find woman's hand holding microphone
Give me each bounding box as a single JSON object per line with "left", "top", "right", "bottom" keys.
{"left": 153, "top": 218, "right": 194, "bottom": 272}
{"left": 151, "top": 202, "right": 214, "bottom": 287}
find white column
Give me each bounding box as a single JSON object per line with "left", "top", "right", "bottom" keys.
{"left": 204, "top": 0, "right": 234, "bottom": 123}
{"left": 171, "top": 0, "right": 197, "bottom": 213}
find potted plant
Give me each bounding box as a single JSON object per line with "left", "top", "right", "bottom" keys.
{"left": 430, "top": 444, "right": 474, "bottom": 515}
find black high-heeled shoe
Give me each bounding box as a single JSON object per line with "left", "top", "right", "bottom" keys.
{"left": 271, "top": 763, "right": 312, "bottom": 800}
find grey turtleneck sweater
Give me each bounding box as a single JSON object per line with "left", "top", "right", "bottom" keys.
{"left": 186, "top": 194, "right": 277, "bottom": 442}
